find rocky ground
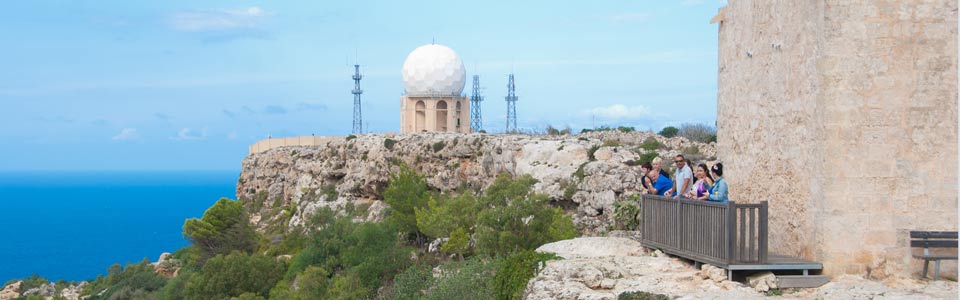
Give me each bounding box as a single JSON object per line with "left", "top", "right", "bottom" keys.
{"left": 524, "top": 237, "right": 958, "bottom": 300}
{"left": 238, "top": 131, "right": 716, "bottom": 235}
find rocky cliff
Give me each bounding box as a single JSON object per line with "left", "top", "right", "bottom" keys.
{"left": 237, "top": 131, "right": 716, "bottom": 235}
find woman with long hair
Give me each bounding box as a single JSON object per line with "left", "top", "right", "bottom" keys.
{"left": 684, "top": 163, "right": 714, "bottom": 200}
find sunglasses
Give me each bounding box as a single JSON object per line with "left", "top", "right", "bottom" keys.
{"left": 674, "top": 160, "right": 684, "bottom": 163}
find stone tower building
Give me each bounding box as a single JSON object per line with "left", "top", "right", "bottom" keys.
{"left": 399, "top": 44, "right": 472, "bottom": 134}
{"left": 714, "top": 0, "right": 957, "bottom": 277}
{"left": 400, "top": 96, "right": 471, "bottom": 133}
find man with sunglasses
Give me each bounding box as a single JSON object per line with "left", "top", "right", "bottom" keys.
{"left": 668, "top": 154, "right": 692, "bottom": 198}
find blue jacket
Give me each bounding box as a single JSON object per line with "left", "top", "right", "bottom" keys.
{"left": 708, "top": 177, "right": 728, "bottom": 202}
{"left": 652, "top": 175, "right": 674, "bottom": 196}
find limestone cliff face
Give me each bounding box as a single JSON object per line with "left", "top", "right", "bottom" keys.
{"left": 237, "top": 131, "right": 715, "bottom": 235}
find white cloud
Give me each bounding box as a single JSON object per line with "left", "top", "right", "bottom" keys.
{"left": 168, "top": 6, "right": 271, "bottom": 32}
{"left": 173, "top": 128, "right": 207, "bottom": 140}
{"left": 112, "top": 128, "right": 139, "bottom": 141}
{"left": 586, "top": 104, "right": 651, "bottom": 120}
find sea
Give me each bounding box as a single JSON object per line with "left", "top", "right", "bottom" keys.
{"left": 0, "top": 171, "right": 238, "bottom": 282}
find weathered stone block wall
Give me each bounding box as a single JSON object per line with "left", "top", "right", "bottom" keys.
{"left": 717, "top": 0, "right": 957, "bottom": 277}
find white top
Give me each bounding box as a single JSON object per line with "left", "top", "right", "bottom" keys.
{"left": 401, "top": 44, "right": 466, "bottom": 97}
{"left": 674, "top": 164, "right": 693, "bottom": 197}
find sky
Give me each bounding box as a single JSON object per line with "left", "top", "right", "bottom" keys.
{"left": 0, "top": 0, "right": 726, "bottom": 171}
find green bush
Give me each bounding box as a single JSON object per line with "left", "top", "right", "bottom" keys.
{"left": 612, "top": 201, "right": 640, "bottom": 230}
{"left": 639, "top": 137, "right": 662, "bottom": 151}
{"left": 493, "top": 251, "right": 559, "bottom": 300}
{"left": 618, "top": 291, "right": 671, "bottom": 300}
{"left": 391, "top": 264, "right": 434, "bottom": 300}
{"left": 587, "top": 145, "right": 601, "bottom": 161}
{"left": 573, "top": 162, "right": 588, "bottom": 181}
{"left": 474, "top": 174, "right": 577, "bottom": 256}
{"left": 184, "top": 251, "right": 285, "bottom": 300}
{"left": 383, "top": 138, "right": 397, "bottom": 150}
{"left": 182, "top": 198, "right": 258, "bottom": 259}
{"left": 432, "top": 141, "right": 446, "bottom": 152}
{"left": 602, "top": 140, "right": 621, "bottom": 147}
{"left": 441, "top": 227, "right": 471, "bottom": 256}
{"left": 83, "top": 259, "right": 168, "bottom": 300}
{"left": 617, "top": 126, "right": 636, "bottom": 133}
{"left": 346, "top": 134, "right": 357, "bottom": 141}
{"left": 384, "top": 165, "right": 431, "bottom": 236}
{"left": 415, "top": 194, "right": 477, "bottom": 239}
{"left": 658, "top": 126, "right": 678, "bottom": 138}
{"left": 426, "top": 257, "right": 498, "bottom": 300}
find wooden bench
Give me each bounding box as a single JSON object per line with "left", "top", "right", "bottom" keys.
{"left": 910, "top": 231, "right": 958, "bottom": 280}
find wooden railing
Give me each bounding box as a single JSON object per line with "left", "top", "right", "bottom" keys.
{"left": 640, "top": 195, "right": 768, "bottom": 266}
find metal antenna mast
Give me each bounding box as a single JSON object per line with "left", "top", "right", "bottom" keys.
{"left": 470, "top": 75, "right": 483, "bottom": 132}
{"left": 351, "top": 64, "right": 363, "bottom": 134}
{"left": 505, "top": 73, "right": 518, "bottom": 133}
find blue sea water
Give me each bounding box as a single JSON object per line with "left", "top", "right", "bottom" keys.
{"left": 0, "top": 171, "right": 238, "bottom": 282}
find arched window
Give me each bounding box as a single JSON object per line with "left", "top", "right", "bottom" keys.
{"left": 415, "top": 100, "right": 426, "bottom": 132}
{"left": 455, "top": 101, "right": 462, "bottom": 129}
{"left": 436, "top": 100, "right": 448, "bottom": 132}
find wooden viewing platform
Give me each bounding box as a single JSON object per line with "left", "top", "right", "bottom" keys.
{"left": 640, "top": 195, "right": 828, "bottom": 288}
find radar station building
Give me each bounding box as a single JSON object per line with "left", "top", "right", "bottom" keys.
{"left": 399, "top": 44, "right": 471, "bottom": 134}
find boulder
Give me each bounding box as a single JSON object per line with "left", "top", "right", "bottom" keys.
{"left": 746, "top": 271, "right": 778, "bottom": 292}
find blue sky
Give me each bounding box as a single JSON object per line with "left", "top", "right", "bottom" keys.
{"left": 0, "top": 0, "right": 725, "bottom": 171}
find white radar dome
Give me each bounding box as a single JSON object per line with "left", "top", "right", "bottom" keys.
{"left": 401, "top": 44, "right": 466, "bottom": 97}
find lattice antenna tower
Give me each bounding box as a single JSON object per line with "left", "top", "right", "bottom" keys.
{"left": 505, "top": 73, "right": 518, "bottom": 132}
{"left": 351, "top": 63, "right": 363, "bottom": 134}
{"left": 470, "top": 75, "right": 483, "bottom": 131}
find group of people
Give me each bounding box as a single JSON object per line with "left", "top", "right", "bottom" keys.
{"left": 640, "top": 154, "right": 728, "bottom": 202}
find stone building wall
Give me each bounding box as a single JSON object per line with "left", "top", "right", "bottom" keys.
{"left": 716, "top": 0, "right": 957, "bottom": 277}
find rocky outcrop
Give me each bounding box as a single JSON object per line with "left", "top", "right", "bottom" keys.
{"left": 152, "top": 252, "right": 180, "bottom": 277}
{"left": 238, "top": 131, "right": 716, "bottom": 234}
{"left": 0, "top": 281, "right": 20, "bottom": 300}
{"left": 525, "top": 237, "right": 959, "bottom": 300}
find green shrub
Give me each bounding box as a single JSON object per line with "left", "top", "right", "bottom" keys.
{"left": 617, "top": 126, "right": 636, "bottom": 133}
{"left": 432, "top": 141, "right": 446, "bottom": 152}
{"left": 563, "top": 183, "right": 578, "bottom": 200}
{"left": 426, "top": 257, "right": 498, "bottom": 300}
{"left": 587, "top": 145, "right": 601, "bottom": 161}
{"left": 416, "top": 194, "right": 477, "bottom": 239}
{"left": 184, "top": 251, "right": 284, "bottom": 300}
{"left": 573, "top": 162, "right": 588, "bottom": 181}
{"left": 82, "top": 259, "right": 168, "bottom": 300}
{"left": 384, "top": 165, "right": 431, "bottom": 236}
{"left": 474, "top": 174, "right": 577, "bottom": 256}
{"left": 602, "top": 140, "right": 621, "bottom": 147}
{"left": 618, "top": 291, "right": 671, "bottom": 300}
{"left": 391, "top": 264, "right": 435, "bottom": 300}
{"left": 441, "top": 227, "right": 471, "bottom": 256}
{"left": 493, "top": 251, "right": 559, "bottom": 300}
{"left": 639, "top": 137, "right": 662, "bottom": 151}
{"left": 384, "top": 138, "right": 397, "bottom": 150}
{"left": 346, "top": 134, "right": 357, "bottom": 141}
{"left": 183, "top": 198, "right": 258, "bottom": 258}
{"left": 707, "top": 134, "right": 717, "bottom": 143}
{"left": 612, "top": 201, "right": 640, "bottom": 230}
{"left": 658, "top": 126, "right": 678, "bottom": 138}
